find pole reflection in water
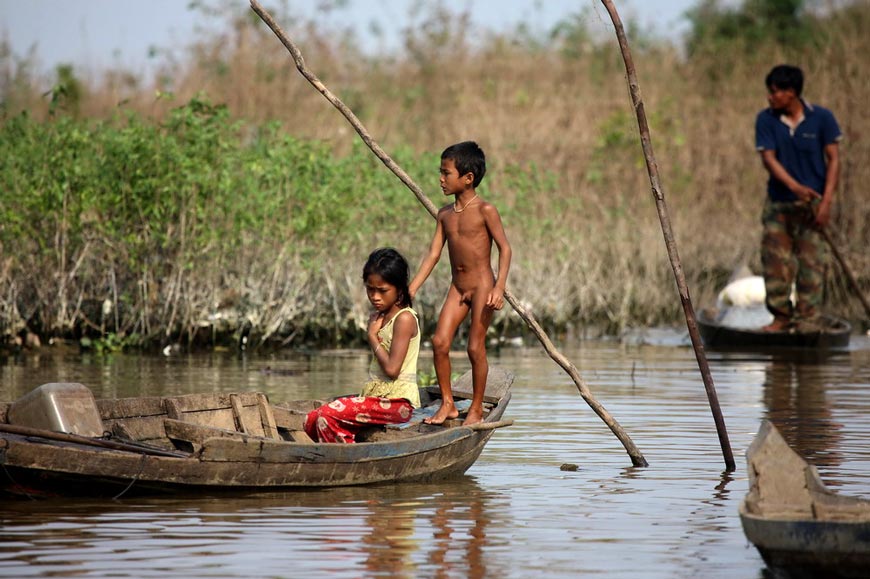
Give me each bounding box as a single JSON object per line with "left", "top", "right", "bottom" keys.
{"left": 762, "top": 355, "right": 844, "bottom": 478}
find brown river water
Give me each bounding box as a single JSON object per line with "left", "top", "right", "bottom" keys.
{"left": 2, "top": 332, "right": 869, "bottom": 578}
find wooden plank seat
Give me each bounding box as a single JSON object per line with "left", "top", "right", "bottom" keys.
{"left": 163, "top": 418, "right": 265, "bottom": 454}
{"left": 96, "top": 392, "right": 320, "bottom": 449}
{"left": 386, "top": 399, "right": 473, "bottom": 430}
{"left": 269, "top": 405, "right": 315, "bottom": 443}
{"left": 162, "top": 397, "right": 318, "bottom": 450}
{"left": 385, "top": 366, "right": 509, "bottom": 430}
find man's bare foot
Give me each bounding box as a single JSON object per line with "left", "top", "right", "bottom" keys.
{"left": 762, "top": 317, "right": 791, "bottom": 332}
{"left": 461, "top": 407, "right": 484, "bottom": 426}
{"left": 423, "top": 402, "right": 458, "bottom": 425}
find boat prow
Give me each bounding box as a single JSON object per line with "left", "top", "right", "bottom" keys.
{"left": 740, "top": 420, "right": 870, "bottom": 577}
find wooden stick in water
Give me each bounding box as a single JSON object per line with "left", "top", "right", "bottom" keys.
{"left": 249, "top": 0, "right": 648, "bottom": 467}
{"left": 599, "top": 0, "right": 735, "bottom": 471}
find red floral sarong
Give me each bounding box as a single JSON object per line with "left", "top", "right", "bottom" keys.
{"left": 304, "top": 396, "right": 413, "bottom": 443}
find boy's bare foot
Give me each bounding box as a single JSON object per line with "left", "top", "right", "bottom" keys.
{"left": 462, "top": 407, "right": 484, "bottom": 426}
{"left": 423, "top": 402, "right": 458, "bottom": 425}
{"left": 761, "top": 317, "right": 791, "bottom": 332}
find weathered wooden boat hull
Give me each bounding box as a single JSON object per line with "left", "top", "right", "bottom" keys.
{"left": 740, "top": 509, "right": 870, "bottom": 578}
{"left": 697, "top": 311, "right": 851, "bottom": 350}
{"left": 740, "top": 421, "right": 870, "bottom": 578}
{"left": 0, "top": 368, "right": 512, "bottom": 497}
{"left": 0, "top": 418, "right": 503, "bottom": 495}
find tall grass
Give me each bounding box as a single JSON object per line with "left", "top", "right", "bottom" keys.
{"left": 1, "top": 1, "right": 867, "bottom": 349}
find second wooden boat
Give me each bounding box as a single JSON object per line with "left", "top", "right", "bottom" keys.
{"left": 697, "top": 309, "right": 851, "bottom": 350}
{"left": 740, "top": 420, "right": 870, "bottom": 578}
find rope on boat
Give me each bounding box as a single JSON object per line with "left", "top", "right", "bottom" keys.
{"left": 112, "top": 452, "right": 148, "bottom": 500}
{"left": 0, "top": 462, "right": 38, "bottom": 501}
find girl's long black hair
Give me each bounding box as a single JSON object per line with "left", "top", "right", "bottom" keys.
{"left": 363, "top": 247, "right": 412, "bottom": 308}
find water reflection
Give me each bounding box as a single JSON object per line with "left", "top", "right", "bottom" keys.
{"left": 426, "top": 483, "right": 491, "bottom": 579}
{"left": 3, "top": 339, "right": 870, "bottom": 579}
{"left": 0, "top": 477, "right": 502, "bottom": 579}
{"left": 712, "top": 470, "right": 735, "bottom": 503}
{"left": 761, "top": 356, "right": 843, "bottom": 477}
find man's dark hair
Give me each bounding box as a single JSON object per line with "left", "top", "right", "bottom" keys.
{"left": 765, "top": 64, "right": 804, "bottom": 96}
{"left": 442, "top": 141, "right": 486, "bottom": 188}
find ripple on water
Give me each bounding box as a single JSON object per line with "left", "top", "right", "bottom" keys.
{"left": 2, "top": 341, "right": 870, "bottom": 578}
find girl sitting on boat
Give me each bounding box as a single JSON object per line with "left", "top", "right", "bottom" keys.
{"left": 304, "top": 248, "right": 421, "bottom": 443}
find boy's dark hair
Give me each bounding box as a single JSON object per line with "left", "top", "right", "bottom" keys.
{"left": 363, "top": 247, "right": 412, "bottom": 307}
{"left": 442, "top": 141, "right": 486, "bottom": 188}
{"left": 765, "top": 64, "right": 804, "bottom": 96}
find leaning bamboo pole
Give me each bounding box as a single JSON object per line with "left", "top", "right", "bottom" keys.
{"left": 600, "top": 0, "right": 735, "bottom": 471}
{"left": 250, "top": 0, "right": 648, "bottom": 467}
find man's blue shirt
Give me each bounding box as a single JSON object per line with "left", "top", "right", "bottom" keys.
{"left": 755, "top": 101, "right": 842, "bottom": 202}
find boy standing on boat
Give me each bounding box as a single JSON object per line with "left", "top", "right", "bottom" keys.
{"left": 755, "top": 64, "right": 841, "bottom": 332}
{"left": 410, "top": 141, "right": 511, "bottom": 426}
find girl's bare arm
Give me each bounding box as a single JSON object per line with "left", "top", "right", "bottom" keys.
{"left": 374, "top": 311, "right": 417, "bottom": 379}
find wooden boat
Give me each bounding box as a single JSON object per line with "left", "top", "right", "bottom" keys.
{"left": 0, "top": 367, "right": 513, "bottom": 497}
{"left": 697, "top": 308, "right": 851, "bottom": 350}
{"left": 739, "top": 420, "right": 870, "bottom": 578}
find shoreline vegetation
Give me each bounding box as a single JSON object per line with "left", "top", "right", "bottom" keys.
{"left": 1, "top": 1, "right": 867, "bottom": 353}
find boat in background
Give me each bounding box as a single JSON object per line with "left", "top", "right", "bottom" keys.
{"left": 698, "top": 309, "right": 851, "bottom": 350}
{"left": 0, "top": 368, "right": 513, "bottom": 498}
{"left": 740, "top": 421, "right": 870, "bottom": 578}
{"left": 698, "top": 274, "right": 851, "bottom": 350}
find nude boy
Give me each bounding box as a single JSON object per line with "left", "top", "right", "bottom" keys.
{"left": 409, "top": 141, "right": 512, "bottom": 426}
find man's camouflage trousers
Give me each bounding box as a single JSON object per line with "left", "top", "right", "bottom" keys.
{"left": 760, "top": 199, "right": 828, "bottom": 321}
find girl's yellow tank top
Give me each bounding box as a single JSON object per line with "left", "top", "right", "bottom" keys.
{"left": 360, "top": 307, "right": 421, "bottom": 408}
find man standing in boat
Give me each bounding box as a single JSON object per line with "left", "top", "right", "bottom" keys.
{"left": 755, "top": 64, "right": 842, "bottom": 332}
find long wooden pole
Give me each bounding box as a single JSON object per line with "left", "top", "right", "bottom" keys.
{"left": 250, "top": 0, "right": 648, "bottom": 467}
{"left": 820, "top": 226, "right": 870, "bottom": 319}
{"left": 0, "top": 422, "right": 190, "bottom": 458}
{"left": 599, "top": 0, "right": 735, "bottom": 471}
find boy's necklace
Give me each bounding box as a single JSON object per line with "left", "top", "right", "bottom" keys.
{"left": 454, "top": 193, "right": 478, "bottom": 213}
